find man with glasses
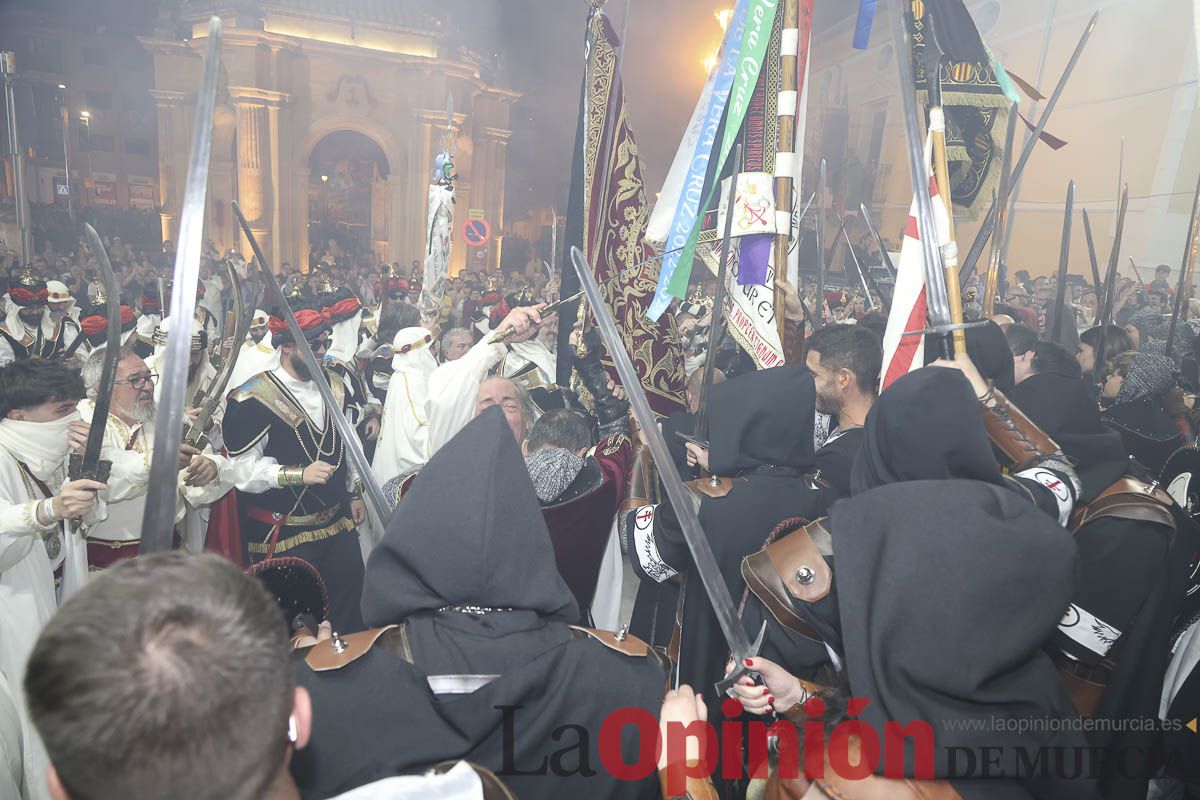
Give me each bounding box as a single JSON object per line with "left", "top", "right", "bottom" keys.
{"left": 223, "top": 305, "right": 370, "bottom": 633}
{"left": 79, "top": 347, "right": 232, "bottom": 568}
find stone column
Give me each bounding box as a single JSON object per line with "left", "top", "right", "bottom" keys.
{"left": 233, "top": 97, "right": 270, "bottom": 259}
{"left": 150, "top": 90, "right": 186, "bottom": 243}
{"left": 295, "top": 167, "right": 310, "bottom": 271}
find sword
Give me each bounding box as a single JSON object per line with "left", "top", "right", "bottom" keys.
{"left": 184, "top": 258, "right": 253, "bottom": 447}
{"left": 814, "top": 158, "right": 827, "bottom": 329}
{"left": 890, "top": 0, "right": 953, "bottom": 358}
{"left": 860, "top": 203, "right": 897, "bottom": 282}
{"left": 839, "top": 212, "right": 880, "bottom": 312}
{"left": 959, "top": 12, "right": 1099, "bottom": 289}
{"left": 1049, "top": 181, "right": 1074, "bottom": 343}
{"left": 1082, "top": 209, "right": 1103, "bottom": 306}
{"left": 234, "top": 201, "right": 391, "bottom": 538}
{"left": 980, "top": 105, "right": 1019, "bottom": 315}
{"left": 485, "top": 290, "right": 583, "bottom": 344}
{"left": 70, "top": 223, "right": 122, "bottom": 484}
{"left": 141, "top": 16, "right": 222, "bottom": 553}
{"left": 571, "top": 245, "right": 765, "bottom": 697}
{"left": 1165, "top": 170, "right": 1200, "bottom": 359}
{"left": 1092, "top": 186, "right": 1129, "bottom": 387}
{"left": 695, "top": 142, "right": 742, "bottom": 446}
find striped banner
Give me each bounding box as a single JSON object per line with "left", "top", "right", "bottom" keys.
{"left": 881, "top": 142, "right": 951, "bottom": 390}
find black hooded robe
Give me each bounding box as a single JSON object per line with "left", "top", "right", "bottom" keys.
{"left": 1009, "top": 369, "right": 1192, "bottom": 799}
{"left": 745, "top": 369, "right": 1100, "bottom": 799}
{"left": 292, "top": 409, "right": 665, "bottom": 800}
{"left": 624, "top": 366, "right": 836, "bottom": 704}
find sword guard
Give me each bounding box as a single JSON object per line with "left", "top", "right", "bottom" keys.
{"left": 714, "top": 620, "right": 767, "bottom": 698}
{"left": 68, "top": 453, "right": 112, "bottom": 485}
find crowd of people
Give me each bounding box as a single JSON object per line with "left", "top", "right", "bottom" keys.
{"left": 3, "top": 200, "right": 1200, "bottom": 800}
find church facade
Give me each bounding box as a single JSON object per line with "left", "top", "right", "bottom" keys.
{"left": 142, "top": 0, "right": 519, "bottom": 273}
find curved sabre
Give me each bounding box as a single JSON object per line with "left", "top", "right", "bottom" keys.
{"left": 71, "top": 223, "right": 122, "bottom": 483}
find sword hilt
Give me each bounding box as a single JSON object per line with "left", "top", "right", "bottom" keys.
{"left": 714, "top": 620, "right": 768, "bottom": 698}
{"left": 68, "top": 454, "right": 112, "bottom": 486}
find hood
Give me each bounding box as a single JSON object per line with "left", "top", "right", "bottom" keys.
{"left": 926, "top": 319, "right": 1014, "bottom": 391}
{"left": 1008, "top": 370, "right": 1129, "bottom": 500}
{"left": 831, "top": 480, "right": 1090, "bottom": 792}
{"left": 361, "top": 407, "right": 578, "bottom": 626}
{"left": 852, "top": 367, "right": 1004, "bottom": 494}
{"left": 707, "top": 364, "right": 816, "bottom": 474}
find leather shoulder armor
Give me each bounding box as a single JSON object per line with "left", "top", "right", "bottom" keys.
{"left": 304, "top": 625, "right": 397, "bottom": 672}
{"left": 1070, "top": 476, "right": 1177, "bottom": 536}
{"left": 741, "top": 518, "right": 832, "bottom": 642}
{"left": 569, "top": 625, "right": 652, "bottom": 657}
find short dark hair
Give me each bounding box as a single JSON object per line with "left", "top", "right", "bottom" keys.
{"left": 1156, "top": 264, "right": 1171, "bottom": 274}
{"left": 527, "top": 408, "right": 593, "bottom": 453}
{"left": 805, "top": 324, "right": 883, "bottom": 397}
{"left": 1005, "top": 323, "right": 1039, "bottom": 357}
{"left": 1080, "top": 324, "right": 1136, "bottom": 359}
{"left": 25, "top": 553, "right": 293, "bottom": 800}
{"left": 1031, "top": 340, "right": 1082, "bottom": 379}
{"left": 0, "top": 358, "right": 85, "bottom": 418}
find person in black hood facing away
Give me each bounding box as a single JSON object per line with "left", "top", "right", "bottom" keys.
{"left": 1007, "top": 342, "right": 1191, "bottom": 800}
{"left": 736, "top": 366, "right": 1098, "bottom": 800}
{"left": 291, "top": 408, "right": 667, "bottom": 800}
{"left": 622, "top": 365, "right": 836, "bottom": 704}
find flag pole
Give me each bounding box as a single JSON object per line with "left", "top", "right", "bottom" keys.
{"left": 921, "top": 13, "right": 967, "bottom": 353}
{"left": 773, "top": 0, "right": 801, "bottom": 343}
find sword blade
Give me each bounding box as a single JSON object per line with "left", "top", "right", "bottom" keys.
{"left": 1165, "top": 170, "right": 1200, "bottom": 357}
{"left": 1092, "top": 186, "right": 1129, "bottom": 386}
{"left": 76, "top": 223, "right": 122, "bottom": 478}
{"left": 890, "top": 0, "right": 952, "bottom": 356}
{"left": 814, "top": 158, "right": 827, "bottom": 329}
{"left": 141, "top": 16, "right": 222, "bottom": 552}
{"left": 980, "top": 105, "right": 1018, "bottom": 313}
{"left": 186, "top": 258, "right": 250, "bottom": 443}
{"left": 860, "top": 203, "right": 897, "bottom": 282}
{"left": 1082, "top": 209, "right": 1103, "bottom": 306}
{"left": 841, "top": 214, "right": 878, "bottom": 311}
{"left": 234, "top": 202, "right": 391, "bottom": 539}
{"left": 695, "top": 141, "right": 742, "bottom": 443}
{"left": 570, "top": 245, "right": 763, "bottom": 696}
{"left": 1049, "top": 181, "right": 1074, "bottom": 343}
{"left": 960, "top": 12, "right": 1098, "bottom": 288}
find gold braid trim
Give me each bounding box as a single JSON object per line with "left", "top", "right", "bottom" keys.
{"left": 247, "top": 516, "right": 355, "bottom": 555}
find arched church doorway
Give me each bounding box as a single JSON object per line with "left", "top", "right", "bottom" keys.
{"left": 307, "top": 130, "right": 389, "bottom": 266}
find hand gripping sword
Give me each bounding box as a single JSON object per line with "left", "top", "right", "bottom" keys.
{"left": 141, "top": 16, "right": 222, "bottom": 552}
{"left": 234, "top": 202, "right": 390, "bottom": 540}
{"left": 571, "top": 245, "right": 766, "bottom": 696}
{"left": 70, "top": 223, "right": 122, "bottom": 484}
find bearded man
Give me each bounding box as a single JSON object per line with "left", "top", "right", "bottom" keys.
{"left": 78, "top": 348, "right": 232, "bottom": 565}
{"left": 224, "top": 306, "right": 369, "bottom": 633}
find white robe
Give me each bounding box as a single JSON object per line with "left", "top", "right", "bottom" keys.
{"left": 426, "top": 338, "right": 507, "bottom": 456}
{"left": 145, "top": 349, "right": 225, "bottom": 452}
{"left": 226, "top": 336, "right": 279, "bottom": 400}
{"left": 502, "top": 339, "right": 556, "bottom": 386}
{"left": 0, "top": 452, "right": 92, "bottom": 633}
{"left": 78, "top": 400, "right": 234, "bottom": 553}
{"left": 0, "top": 586, "right": 50, "bottom": 800}
{"left": 372, "top": 341, "right": 437, "bottom": 486}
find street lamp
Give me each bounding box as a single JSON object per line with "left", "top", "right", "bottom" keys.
{"left": 78, "top": 110, "right": 92, "bottom": 206}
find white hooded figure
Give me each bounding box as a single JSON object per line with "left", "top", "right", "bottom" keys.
{"left": 371, "top": 327, "right": 436, "bottom": 485}
{"left": 225, "top": 309, "right": 278, "bottom": 395}
{"left": 143, "top": 315, "right": 223, "bottom": 451}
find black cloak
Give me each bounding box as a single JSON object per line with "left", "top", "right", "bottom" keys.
{"left": 293, "top": 409, "right": 665, "bottom": 800}
{"left": 628, "top": 366, "right": 835, "bottom": 700}
{"left": 751, "top": 369, "right": 1098, "bottom": 798}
